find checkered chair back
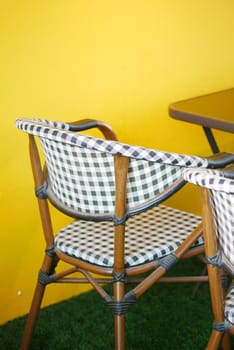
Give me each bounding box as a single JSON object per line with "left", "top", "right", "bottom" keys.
{"left": 183, "top": 168, "right": 234, "bottom": 273}
{"left": 16, "top": 118, "right": 208, "bottom": 220}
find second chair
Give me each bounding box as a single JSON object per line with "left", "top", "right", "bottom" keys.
{"left": 183, "top": 167, "right": 234, "bottom": 350}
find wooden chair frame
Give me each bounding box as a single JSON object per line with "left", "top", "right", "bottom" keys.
{"left": 16, "top": 118, "right": 234, "bottom": 350}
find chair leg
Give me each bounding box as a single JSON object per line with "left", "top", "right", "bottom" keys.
{"left": 192, "top": 265, "right": 207, "bottom": 297}
{"left": 20, "top": 254, "right": 55, "bottom": 350}
{"left": 114, "top": 281, "right": 125, "bottom": 350}
{"left": 20, "top": 282, "right": 46, "bottom": 350}
{"left": 221, "top": 333, "right": 232, "bottom": 350}
{"left": 114, "top": 314, "right": 125, "bottom": 350}
{"left": 206, "top": 330, "right": 224, "bottom": 350}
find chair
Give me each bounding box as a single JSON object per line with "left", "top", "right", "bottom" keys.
{"left": 183, "top": 167, "right": 234, "bottom": 350}
{"left": 15, "top": 118, "right": 234, "bottom": 350}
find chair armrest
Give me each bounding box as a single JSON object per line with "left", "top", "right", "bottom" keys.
{"left": 68, "top": 119, "right": 118, "bottom": 141}
{"left": 218, "top": 165, "right": 234, "bottom": 179}
{"left": 206, "top": 152, "right": 234, "bottom": 168}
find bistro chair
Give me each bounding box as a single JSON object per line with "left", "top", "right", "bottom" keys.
{"left": 183, "top": 167, "right": 234, "bottom": 350}
{"left": 16, "top": 118, "right": 234, "bottom": 350}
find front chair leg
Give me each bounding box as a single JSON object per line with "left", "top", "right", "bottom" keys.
{"left": 114, "top": 281, "right": 125, "bottom": 350}
{"left": 114, "top": 314, "right": 125, "bottom": 350}
{"left": 206, "top": 329, "right": 224, "bottom": 350}
{"left": 20, "top": 281, "right": 46, "bottom": 350}
{"left": 20, "top": 254, "right": 55, "bottom": 350}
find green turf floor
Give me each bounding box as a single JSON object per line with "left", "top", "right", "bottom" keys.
{"left": 1, "top": 258, "right": 233, "bottom": 349}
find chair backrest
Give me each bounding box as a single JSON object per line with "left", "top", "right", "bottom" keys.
{"left": 16, "top": 118, "right": 208, "bottom": 221}
{"left": 183, "top": 168, "right": 234, "bottom": 273}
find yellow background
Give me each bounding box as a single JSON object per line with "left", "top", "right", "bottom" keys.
{"left": 0, "top": 0, "right": 233, "bottom": 324}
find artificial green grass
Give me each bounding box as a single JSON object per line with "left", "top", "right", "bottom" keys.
{"left": 1, "top": 258, "right": 233, "bottom": 349}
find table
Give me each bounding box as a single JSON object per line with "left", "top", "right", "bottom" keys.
{"left": 169, "top": 88, "right": 234, "bottom": 153}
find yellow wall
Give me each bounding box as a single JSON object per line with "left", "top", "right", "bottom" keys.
{"left": 1, "top": 0, "right": 234, "bottom": 324}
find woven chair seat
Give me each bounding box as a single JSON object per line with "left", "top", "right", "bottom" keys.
{"left": 55, "top": 204, "right": 202, "bottom": 267}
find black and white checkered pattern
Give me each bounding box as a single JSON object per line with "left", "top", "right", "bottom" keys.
{"left": 41, "top": 138, "right": 116, "bottom": 214}
{"left": 183, "top": 168, "right": 234, "bottom": 325}
{"left": 225, "top": 284, "right": 234, "bottom": 325}
{"left": 16, "top": 118, "right": 207, "bottom": 269}
{"left": 21, "top": 118, "right": 71, "bottom": 130}
{"left": 127, "top": 160, "right": 182, "bottom": 207}
{"left": 16, "top": 118, "right": 208, "bottom": 215}
{"left": 183, "top": 168, "right": 234, "bottom": 267}
{"left": 55, "top": 205, "right": 202, "bottom": 267}
{"left": 183, "top": 168, "right": 234, "bottom": 194}
{"left": 16, "top": 118, "right": 208, "bottom": 166}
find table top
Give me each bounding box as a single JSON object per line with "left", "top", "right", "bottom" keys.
{"left": 169, "top": 88, "right": 234, "bottom": 133}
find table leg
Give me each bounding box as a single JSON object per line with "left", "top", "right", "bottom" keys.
{"left": 203, "top": 127, "right": 220, "bottom": 153}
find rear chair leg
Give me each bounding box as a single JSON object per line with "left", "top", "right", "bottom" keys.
{"left": 221, "top": 333, "right": 232, "bottom": 350}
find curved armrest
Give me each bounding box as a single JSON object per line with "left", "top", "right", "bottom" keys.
{"left": 183, "top": 167, "right": 234, "bottom": 193}
{"left": 218, "top": 165, "right": 234, "bottom": 179}
{"left": 68, "top": 119, "right": 118, "bottom": 141}
{"left": 206, "top": 152, "right": 234, "bottom": 168}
